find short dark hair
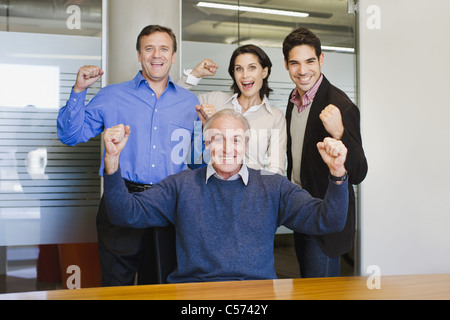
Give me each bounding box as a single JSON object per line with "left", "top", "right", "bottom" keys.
{"left": 136, "top": 25, "right": 177, "bottom": 53}
{"left": 228, "top": 45, "right": 273, "bottom": 100}
{"left": 282, "top": 27, "right": 322, "bottom": 62}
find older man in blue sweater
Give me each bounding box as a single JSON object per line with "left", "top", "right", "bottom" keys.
{"left": 103, "top": 109, "right": 349, "bottom": 283}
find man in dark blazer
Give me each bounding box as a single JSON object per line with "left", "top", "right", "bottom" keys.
{"left": 282, "top": 27, "right": 368, "bottom": 277}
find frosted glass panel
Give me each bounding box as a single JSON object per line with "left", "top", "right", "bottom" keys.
{"left": 0, "top": 32, "right": 102, "bottom": 245}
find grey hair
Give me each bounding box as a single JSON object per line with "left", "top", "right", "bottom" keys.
{"left": 203, "top": 109, "right": 251, "bottom": 134}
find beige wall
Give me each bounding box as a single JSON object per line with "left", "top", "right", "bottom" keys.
{"left": 103, "top": 0, "right": 181, "bottom": 85}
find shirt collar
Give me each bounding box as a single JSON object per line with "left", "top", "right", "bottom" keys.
{"left": 291, "top": 74, "right": 323, "bottom": 112}
{"left": 225, "top": 93, "right": 273, "bottom": 115}
{"left": 206, "top": 164, "right": 249, "bottom": 185}
{"left": 134, "top": 71, "right": 177, "bottom": 92}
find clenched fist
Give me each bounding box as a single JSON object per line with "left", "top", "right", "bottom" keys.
{"left": 191, "top": 59, "right": 219, "bottom": 78}
{"left": 104, "top": 124, "right": 130, "bottom": 174}
{"left": 73, "top": 65, "right": 104, "bottom": 93}
{"left": 319, "top": 104, "right": 344, "bottom": 139}
{"left": 317, "top": 137, "right": 347, "bottom": 182}
{"left": 195, "top": 104, "right": 217, "bottom": 126}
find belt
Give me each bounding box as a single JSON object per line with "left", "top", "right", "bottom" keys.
{"left": 124, "top": 179, "right": 153, "bottom": 193}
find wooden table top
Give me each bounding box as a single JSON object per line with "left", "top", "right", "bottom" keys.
{"left": 1, "top": 274, "right": 449, "bottom": 300}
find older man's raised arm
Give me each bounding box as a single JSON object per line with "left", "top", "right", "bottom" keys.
{"left": 278, "top": 138, "right": 349, "bottom": 234}
{"left": 102, "top": 124, "right": 175, "bottom": 228}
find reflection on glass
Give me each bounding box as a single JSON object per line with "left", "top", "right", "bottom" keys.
{"left": 0, "top": 64, "right": 60, "bottom": 109}
{"left": 0, "top": 0, "right": 102, "bottom": 36}
{"left": 183, "top": 0, "right": 355, "bottom": 50}
{"left": 26, "top": 148, "right": 48, "bottom": 180}
{"left": 0, "top": 149, "right": 23, "bottom": 193}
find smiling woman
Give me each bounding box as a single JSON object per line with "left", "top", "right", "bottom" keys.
{"left": 228, "top": 46, "right": 271, "bottom": 105}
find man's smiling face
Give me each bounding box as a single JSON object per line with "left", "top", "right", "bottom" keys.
{"left": 137, "top": 31, "right": 176, "bottom": 85}
{"left": 205, "top": 115, "right": 248, "bottom": 180}
{"left": 285, "top": 44, "right": 324, "bottom": 98}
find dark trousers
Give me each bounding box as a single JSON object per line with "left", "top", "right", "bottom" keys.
{"left": 294, "top": 232, "right": 340, "bottom": 278}
{"left": 96, "top": 189, "right": 176, "bottom": 286}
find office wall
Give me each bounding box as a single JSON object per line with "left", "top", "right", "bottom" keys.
{"left": 358, "top": 0, "right": 450, "bottom": 275}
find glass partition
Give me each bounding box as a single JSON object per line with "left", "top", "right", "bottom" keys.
{"left": 0, "top": 0, "right": 103, "bottom": 293}
{"left": 0, "top": 0, "right": 102, "bottom": 246}
{"left": 182, "top": 0, "right": 355, "bottom": 50}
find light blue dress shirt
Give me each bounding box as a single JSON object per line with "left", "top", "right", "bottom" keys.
{"left": 57, "top": 71, "right": 203, "bottom": 184}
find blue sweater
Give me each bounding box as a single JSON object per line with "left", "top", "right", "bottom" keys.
{"left": 104, "top": 166, "right": 348, "bottom": 283}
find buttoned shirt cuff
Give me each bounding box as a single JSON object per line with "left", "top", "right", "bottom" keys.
{"left": 183, "top": 69, "right": 202, "bottom": 86}
{"left": 68, "top": 87, "right": 87, "bottom": 108}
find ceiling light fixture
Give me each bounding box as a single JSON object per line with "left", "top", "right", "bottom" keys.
{"left": 197, "top": 1, "right": 309, "bottom": 18}
{"left": 322, "top": 45, "right": 355, "bottom": 53}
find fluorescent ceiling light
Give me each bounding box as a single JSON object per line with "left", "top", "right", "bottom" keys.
{"left": 322, "top": 45, "right": 355, "bottom": 53}
{"left": 197, "top": 2, "right": 309, "bottom": 18}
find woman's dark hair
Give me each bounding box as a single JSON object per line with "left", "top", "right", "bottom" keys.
{"left": 228, "top": 45, "right": 273, "bottom": 99}
{"left": 282, "top": 27, "right": 322, "bottom": 62}
{"left": 136, "top": 25, "right": 177, "bottom": 53}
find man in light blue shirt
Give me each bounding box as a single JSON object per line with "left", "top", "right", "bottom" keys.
{"left": 57, "top": 25, "right": 202, "bottom": 286}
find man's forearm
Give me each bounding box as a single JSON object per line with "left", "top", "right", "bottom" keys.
{"left": 104, "top": 154, "right": 120, "bottom": 175}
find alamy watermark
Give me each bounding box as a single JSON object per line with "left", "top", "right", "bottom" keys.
{"left": 366, "top": 265, "right": 381, "bottom": 290}
{"left": 66, "top": 265, "right": 81, "bottom": 289}
{"left": 66, "top": 264, "right": 383, "bottom": 290}
{"left": 66, "top": 5, "right": 81, "bottom": 30}
{"left": 171, "top": 124, "right": 282, "bottom": 174}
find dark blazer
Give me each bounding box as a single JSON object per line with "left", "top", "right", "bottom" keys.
{"left": 286, "top": 75, "right": 368, "bottom": 257}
